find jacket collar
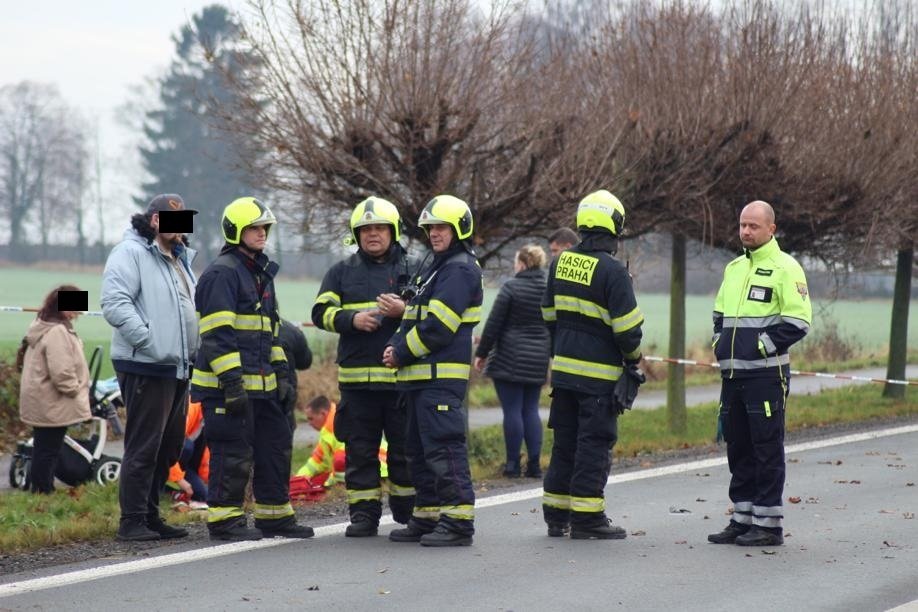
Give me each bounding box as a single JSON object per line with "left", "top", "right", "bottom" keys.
{"left": 124, "top": 227, "right": 197, "bottom": 265}
{"left": 745, "top": 236, "right": 781, "bottom": 263}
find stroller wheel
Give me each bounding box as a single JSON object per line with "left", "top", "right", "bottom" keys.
{"left": 92, "top": 457, "right": 122, "bottom": 486}
{"left": 9, "top": 454, "right": 31, "bottom": 491}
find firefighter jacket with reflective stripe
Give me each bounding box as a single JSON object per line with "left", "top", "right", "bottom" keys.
{"left": 541, "top": 233, "right": 643, "bottom": 395}
{"left": 713, "top": 237, "right": 811, "bottom": 379}
{"left": 191, "top": 246, "right": 286, "bottom": 399}
{"left": 388, "top": 244, "right": 483, "bottom": 394}
{"left": 311, "top": 245, "right": 411, "bottom": 389}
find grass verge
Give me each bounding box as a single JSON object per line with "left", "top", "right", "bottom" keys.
{"left": 0, "top": 384, "right": 913, "bottom": 555}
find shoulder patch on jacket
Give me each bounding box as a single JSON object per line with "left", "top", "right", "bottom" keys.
{"left": 795, "top": 282, "right": 808, "bottom": 300}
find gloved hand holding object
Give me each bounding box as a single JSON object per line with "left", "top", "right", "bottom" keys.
{"left": 611, "top": 364, "right": 646, "bottom": 414}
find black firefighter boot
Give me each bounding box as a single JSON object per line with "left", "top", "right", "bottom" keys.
{"left": 570, "top": 517, "right": 627, "bottom": 540}
{"left": 707, "top": 520, "right": 751, "bottom": 544}
{"left": 735, "top": 526, "right": 783, "bottom": 546}
{"left": 116, "top": 515, "right": 160, "bottom": 542}
{"left": 209, "top": 518, "right": 263, "bottom": 542}
{"left": 389, "top": 518, "right": 436, "bottom": 543}
{"left": 260, "top": 517, "right": 315, "bottom": 539}
{"left": 147, "top": 515, "right": 188, "bottom": 539}
{"left": 419, "top": 524, "right": 473, "bottom": 547}
{"left": 345, "top": 513, "right": 379, "bottom": 537}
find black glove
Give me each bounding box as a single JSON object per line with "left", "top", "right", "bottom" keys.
{"left": 611, "top": 364, "right": 646, "bottom": 415}
{"left": 277, "top": 377, "right": 296, "bottom": 409}
{"left": 223, "top": 377, "right": 249, "bottom": 415}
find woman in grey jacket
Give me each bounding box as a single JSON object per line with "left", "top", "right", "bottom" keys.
{"left": 474, "top": 245, "right": 551, "bottom": 478}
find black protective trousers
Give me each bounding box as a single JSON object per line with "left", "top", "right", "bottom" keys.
{"left": 336, "top": 388, "right": 413, "bottom": 524}
{"left": 117, "top": 373, "right": 187, "bottom": 521}
{"left": 405, "top": 387, "right": 475, "bottom": 536}
{"left": 719, "top": 376, "right": 788, "bottom": 529}
{"left": 203, "top": 396, "right": 294, "bottom": 531}
{"left": 542, "top": 388, "right": 618, "bottom": 528}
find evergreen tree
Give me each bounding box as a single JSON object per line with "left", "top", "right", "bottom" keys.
{"left": 138, "top": 4, "right": 254, "bottom": 255}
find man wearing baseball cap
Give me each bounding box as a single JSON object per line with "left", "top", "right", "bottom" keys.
{"left": 101, "top": 193, "right": 200, "bottom": 541}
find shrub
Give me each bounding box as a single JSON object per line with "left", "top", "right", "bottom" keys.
{"left": 0, "top": 359, "right": 27, "bottom": 452}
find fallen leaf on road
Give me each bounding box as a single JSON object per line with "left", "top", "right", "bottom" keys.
{"left": 308, "top": 586, "right": 320, "bottom": 591}
{"left": 788, "top": 496, "right": 802, "bottom": 504}
{"left": 834, "top": 480, "right": 848, "bottom": 484}
{"left": 806, "top": 497, "right": 820, "bottom": 504}
{"left": 511, "top": 512, "right": 519, "bottom": 516}
{"left": 851, "top": 480, "right": 861, "bottom": 484}
{"left": 883, "top": 540, "right": 898, "bottom": 548}
{"left": 903, "top": 513, "right": 915, "bottom": 519}
{"left": 378, "top": 590, "right": 391, "bottom": 595}
{"left": 675, "top": 540, "right": 687, "bottom": 545}
{"left": 879, "top": 509, "right": 896, "bottom": 514}
{"left": 530, "top": 508, "right": 538, "bottom": 513}
{"left": 887, "top": 464, "right": 906, "bottom": 469}
{"left": 695, "top": 472, "right": 710, "bottom": 477}
{"left": 703, "top": 515, "right": 710, "bottom": 520}
{"left": 745, "top": 553, "right": 753, "bottom": 558}
{"left": 908, "top": 483, "right": 915, "bottom": 487}
{"left": 695, "top": 498, "right": 706, "bottom": 502}
{"left": 669, "top": 506, "right": 691, "bottom": 514}
{"left": 761, "top": 550, "right": 776, "bottom": 555}
{"left": 787, "top": 458, "right": 800, "bottom": 463}
{"left": 631, "top": 530, "right": 646, "bottom": 536}
{"left": 377, "top": 568, "right": 388, "bottom": 574}
{"left": 865, "top": 451, "right": 880, "bottom": 456}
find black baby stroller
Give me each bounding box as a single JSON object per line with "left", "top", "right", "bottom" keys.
{"left": 8, "top": 346, "right": 125, "bottom": 490}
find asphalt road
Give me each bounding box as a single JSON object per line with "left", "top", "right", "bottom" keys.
{"left": 1, "top": 424, "right": 916, "bottom": 611}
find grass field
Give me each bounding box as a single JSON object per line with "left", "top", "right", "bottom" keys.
{"left": 0, "top": 265, "right": 914, "bottom": 379}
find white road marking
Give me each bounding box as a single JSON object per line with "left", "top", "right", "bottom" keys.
{"left": 2, "top": 423, "right": 916, "bottom": 598}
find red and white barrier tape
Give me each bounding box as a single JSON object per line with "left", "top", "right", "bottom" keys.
{"left": 2, "top": 305, "right": 913, "bottom": 385}
{"left": 643, "top": 355, "right": 916, "bottom": 386}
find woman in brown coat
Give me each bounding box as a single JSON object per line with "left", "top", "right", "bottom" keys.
{"left": 17, "top": 285, "right": 90, "bottom": 493}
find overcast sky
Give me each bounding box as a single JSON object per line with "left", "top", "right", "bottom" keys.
{"left": 0, "top": 1, "right": 237, "bottom": 242}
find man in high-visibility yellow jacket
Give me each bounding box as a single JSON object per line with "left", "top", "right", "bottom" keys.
{"left": 294, "top": 396, "right": 388, "bottom": 486}
{"left": 708, "top": 200, "right": 811, "bottom": 547}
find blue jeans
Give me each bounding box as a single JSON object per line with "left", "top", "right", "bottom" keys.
{"left": 493, "top": 380, "right": 543, "bottom": 465}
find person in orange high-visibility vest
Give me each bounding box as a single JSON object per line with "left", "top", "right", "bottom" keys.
{"left": 167, "top": 400, "right": 210, "bottom": 507}
{"left": 294, "top": 396, "right": 388, "bottom": 486}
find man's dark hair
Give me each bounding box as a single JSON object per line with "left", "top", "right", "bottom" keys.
{"left": 131, "top": 213, "right": 156, "bottom": 243}
{"left": 305, "top": 395, "right": 331, "bottom": 413}
{"left": 548, "top": 227, "right": 579, "bottom": 246}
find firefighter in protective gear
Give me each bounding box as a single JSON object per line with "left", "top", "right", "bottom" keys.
{"left": 708, "top": 200, "right": 810, "bottom": 547}
{"left": 541, "top": 189, "right": 644, "bottom": 540}
{"left": 192, "top": 197, "right": 314, "bottom": 541}
{"left": 383, "top": 195, "right": 483, "bottom": 547}
{"left": 311, "top": 196, "right": 415, "bottom": 537}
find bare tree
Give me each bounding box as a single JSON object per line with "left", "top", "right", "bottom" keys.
{"left": 222, "top": 0, "right": 573, "bottom": 259}
{"left": 0, "top": 82, "right": 87, "bottom": 261}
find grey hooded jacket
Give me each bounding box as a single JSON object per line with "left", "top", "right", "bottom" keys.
{"left": 101, "top": 227, "right": 198, "bottom": 379}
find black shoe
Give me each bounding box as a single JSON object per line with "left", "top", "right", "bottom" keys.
{"left": 419, "top": 525, "right": 473, "bottom": 547}
{"left": 389, "top": 523, "right": 433, "bottom": 543}
{"left": 735, "top": 526, "right": 783, "bottom": 547}
{"left": 707, "top": 521, "right": 751, "bottom": 544}
{"left": 547, "top": 523, "right": 570, "bottom": 537}
{"left": 262, "top": 523, "right": 315, "bottom": 539}
{"left": 147, "top": 517, "right": 189, "bottom": 539}
{"left": 116, "top": 517, "right": 161, "bottom": 542}
{"left": 570, "top": 520, "right": 626, "bottom": 540}
{"left": 502, "top": 461, "right": 521, "bottom": 478}
{"left": 345, "top": 519, "right": 379, "bottom": 537}
{"left": 525, "top": 462, "right": 543, "bottom": 478}
{"left": 209, "top": 524, "right": 264, "bottom": 542}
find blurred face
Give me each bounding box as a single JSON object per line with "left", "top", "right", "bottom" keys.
{"left": 151, "top": 213, "right": 183, "bottom": 248}
{"left": 305, "top": 408, "right": 327, "bottom": 431}
{"left": 739, "top": 204, "right": 775, "bottom": 250}
{"left": 548, "top": 240, "right": 572, "bottom": 258}
{"left": 241, "top": 225, "right": 268, "bottom": 251}
{"left": 426, "top": 223, "right": 454, "bottom": 253}
{"left": 358, "top": 224, "right": 393, "bottom": 258}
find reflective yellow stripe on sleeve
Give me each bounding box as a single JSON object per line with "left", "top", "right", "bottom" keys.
{"left": 406, "top": 327, "right": 430, "bottom": 358}
{"left": 552, "top": 355, "right": 623, "bottom": 381}
{"left": 541, "top": 306, "right": 557, "bottom": 322}
{"left": 199, "top": 310, "right": 236, "bottom": 334}
{"left": 428, "top": 299, "right": 461, "bottom": 332}
{"left": 210, "top": 351, "right": 242, "bottom": 375}
{"left": 270, "top": 346, "right": 287, "bottom": 363}
{"left": 315, "top": 291, "right": 341, "bottom": 306}
{"left": 611, "top": 306, "right": 644, "bottom": 334}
